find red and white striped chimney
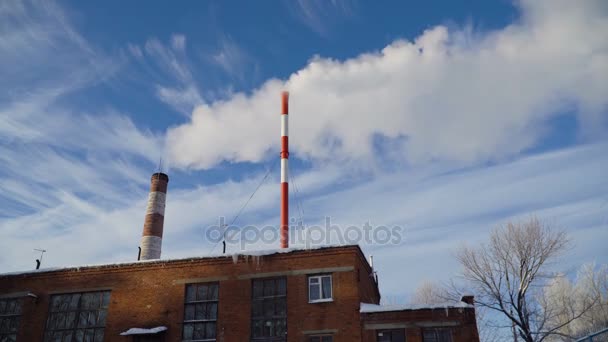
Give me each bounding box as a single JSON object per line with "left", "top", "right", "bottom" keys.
{"left": 280, "top": 92, "right": 289, "bottom": 249}
{"left": 140, "top": 172, "right": 169, "bottom": 260}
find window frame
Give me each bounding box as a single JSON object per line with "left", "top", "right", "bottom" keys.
{"left": 251, "top": 277, "right": 287, "bottom": 342}
{"left": 182, "top": 282, "right": 219, "bottom": 342}
{"left": 308, "top": 335, "right": 333, "bottom": 342}
{"left": 43, "top": 290, "right": 111, "bottom": 342}
{"left": 0, "top": 297, "right": 23, "bottom": 342}
{"left": 422, "top": 328, "right": 453, "bottom": 342}
{"left": 308, "top": 274, "right": 333, "bottom": 303}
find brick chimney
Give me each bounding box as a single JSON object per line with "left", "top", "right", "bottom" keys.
{"left": 461, "top": 295, "right": 475, "bottom": 305}
{"left": 139, "top": 172, "right": 169, "bottom": 260}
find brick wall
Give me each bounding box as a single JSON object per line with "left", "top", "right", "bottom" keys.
{"left": 0, "top": 246, "right": 375, "bottom": 342}
{"left": 360, "top": 306, "right": 480, "bottom": 342}
{"left": 0, "top": 246, "right": 479, "bottom": 342}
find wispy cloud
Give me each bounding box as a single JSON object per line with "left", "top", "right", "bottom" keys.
{"left": 211, "top": 35, "right": 252, "bottom": 82}
{"left": 0, "top": 0, "right": 163, "bottom": 268}
{"left": 127, "top": 34, "right": 204, "bottom": 116}
{"left": 289, "top": 0, "right": 357, "bottom": 37}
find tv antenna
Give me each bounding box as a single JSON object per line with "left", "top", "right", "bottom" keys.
{"left": 34, "top": 248, "right": 46, "bottom": 270}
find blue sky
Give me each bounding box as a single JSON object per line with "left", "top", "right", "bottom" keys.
{"left": 0, "top": 0, "right": 607, "bottom": 303}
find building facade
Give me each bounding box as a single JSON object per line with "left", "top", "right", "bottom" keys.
{"left": 0, "top": 245, "right": 478, "bottom": 342}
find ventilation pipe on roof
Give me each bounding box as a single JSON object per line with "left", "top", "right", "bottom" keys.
{"left": 139, "top": 172, "right": 169, "bottom": 260}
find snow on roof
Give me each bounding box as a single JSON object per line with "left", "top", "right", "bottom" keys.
{"left": 120, "top": 326, "right": 167, "bottom": 336}
{"left": 360, "top": 301, "right": 473, "bottom": 313}
{"left": 0, "top": 244, "right": 360, "bottom": 277}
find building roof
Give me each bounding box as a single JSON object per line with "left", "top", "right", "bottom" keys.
{"left": 360, "top": 301, "right": 474, "bottom": 313}
{"left": 0, "top": 244, "right": 368, "bottom": 278}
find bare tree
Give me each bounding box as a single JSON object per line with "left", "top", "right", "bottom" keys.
{"left": 541, "top": 263, "right": 608, "bottom": 340}
{"left": 410, "top": 280, "right": 504, "bottom": 342}
{"left": 455, "top": 218, "right": 596, "bottom": 342}
{"left": 411, "top": 280, "right": 450, "bottom": 305}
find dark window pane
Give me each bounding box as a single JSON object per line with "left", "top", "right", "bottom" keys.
{"left": 88, "top": 311, "right": 98, "bottom": 326}
{"left": 193, "top": 322, "right": 205, "bottom": 339}
{"left": 184, "top": 304, "right": 195, "bottom": 321}
{"left": 70, "top": 294, "right": 81, "bottom": 310}
{"left": 93, "top": 329, "right": 104, "bottom": 342}
{"left": 208, "top": 284, "right": 219, "bottom": 300}
{"left": 206, "top": 322, "right": 216, "bottom": 338}
{"left": 263, "top": 279, "right": 274, "bottom": 297}
{"left": 275, "top": 319, "right": 286, "bottom": 336}
{"left": 310, "top": 284, "right": 320, "bottom": 301}
{"left": 77, "top": 312, "right": 88, "bottom": 328}
{"left": 97, "top": 310, "right": 106, "bottom": 326}
{"left": 263, "top": 300, "right": 274, "bottom": 316}
{"left": 252, "top": 320, "right": 263, "bottom": 337}
{"left": 321, "top": 277, "right": 332, "bottom": 299}
{"left": 276, "top": 299, "right": 286, "bottom": 316}
{"left": 186, "top": 285, "right": 196, "bottom": 302}
{"left": 183, "top": 323, "right": 193, "bottom": 339}
{"left": 253, "top": 281, "right": 263, "bottom": 298}
{"left": 101, "top": 292, "right": 110, "bottom": 308}
{"left": 321, "top": 336, "right": 333, "bottom": 342}
{"left": 197, "top": 285, "right": 208, "bottom": 301}
{"left": 277, "top": 278, "right": 286, "bottom": 295}
{"left": 208, "top": 303, "right": 218, "bottom": 320}
{"left": 56, "top": 313, "right": 66, "bottom": 329}
{"left": 50, "top": 295, "right": 61, "bottom": 312}
{"left": 252, "top": 301, "right": 262, "bottom": 317}
{"left": 84, "top": 328, "right": 95, "bottom": 342}
{"left": 194, "top": 303, "right": 204, "bottom": 320}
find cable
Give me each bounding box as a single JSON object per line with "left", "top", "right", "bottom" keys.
{"left": 288, "top": 163, "right": 306, "bottom": 228}
{"left": 209, "top": 162, "right": 275, "bottom": 255}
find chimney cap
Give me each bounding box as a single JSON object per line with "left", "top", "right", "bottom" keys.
{"left": 151, "top": 172, "right": 169, "bottom": 183}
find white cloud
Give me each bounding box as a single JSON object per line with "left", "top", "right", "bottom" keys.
{"left": 166, "top": 0, "right": 608, "bottom": 170}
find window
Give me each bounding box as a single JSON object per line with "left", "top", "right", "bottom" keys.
{"left": 44, "top": 290, "right": 111, "bottom": 342}
{"left": 377, "top": 329, "right": 405, "bottom": 342}
{"left": 183, "top": 283, "right": 219, "bottom": 342}
{"left": 308, "top": 275, "right": 332, "bottom": 303}
{"left": 422, "top": 328, "right": 452, "bottom": 342}
{"left": 251, "top": 277, "right": 287, "bottom": 341}
{"left": 309, "top": 335, "right": 333, "bottom": 342}
{"left": 0, "top": 298, "right": 22, "bottom": 342}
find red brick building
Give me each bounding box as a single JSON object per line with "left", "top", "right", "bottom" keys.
{"left": 0, "top": 245, "right": 478, "bottom": 342}
{"left": 0, "top": 173, "right": 479, "bottom": 342}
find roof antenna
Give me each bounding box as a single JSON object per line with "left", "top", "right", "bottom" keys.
{"left": 222, "top": 224, "right": 228, "bottom": 254}
{"left": 34, "top": 249, "right": 46, "bottom": 270}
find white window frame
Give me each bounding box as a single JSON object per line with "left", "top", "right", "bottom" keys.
{"left": 308, "top": 274, "right": 333, "bottom": 303}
